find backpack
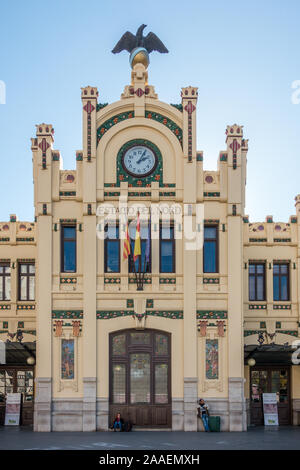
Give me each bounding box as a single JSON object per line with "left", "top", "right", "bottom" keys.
{"left": 123, "top": 420, "right": 132, "bottom": 432}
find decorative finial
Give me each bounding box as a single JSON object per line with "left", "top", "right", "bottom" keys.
{"left": 112, "top": 24, "right": 168, "bottom": 69}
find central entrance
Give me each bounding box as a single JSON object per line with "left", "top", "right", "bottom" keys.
{"left": 109, "top": 329, "right": 171, "bottom": 428}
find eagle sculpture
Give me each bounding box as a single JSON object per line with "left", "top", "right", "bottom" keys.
{"left": 112, "top": 24, "right": 168, "bottom": 54}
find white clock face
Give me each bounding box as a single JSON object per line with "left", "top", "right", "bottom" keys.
{"left": 122, "top": 145, "right": 157, "bottom": 177}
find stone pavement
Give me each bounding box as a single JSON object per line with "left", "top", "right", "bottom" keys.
{"left": 1, "top": 426, "right": 300, "bottom": 450}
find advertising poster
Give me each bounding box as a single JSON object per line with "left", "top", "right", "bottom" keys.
{"left": 262, "top": 393, "right": 279, "bottom": 426}
{"left": 4, "top": 393, "right": 21, "bottom": 425}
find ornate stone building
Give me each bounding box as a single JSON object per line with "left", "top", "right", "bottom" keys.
{"left": 0, "top": 56, "right": 300, "bottom": 431}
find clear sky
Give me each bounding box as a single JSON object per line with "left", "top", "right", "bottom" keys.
{"left": 0, "top": 0, "right": 299, "bottom": 222}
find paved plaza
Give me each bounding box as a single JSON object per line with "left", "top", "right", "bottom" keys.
{"left": 0, "top": 426, "right": 300, "bottom": 450}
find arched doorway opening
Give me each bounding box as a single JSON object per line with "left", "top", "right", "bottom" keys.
{"left": 109, "top": 329, "right": 171, "bottom": 428}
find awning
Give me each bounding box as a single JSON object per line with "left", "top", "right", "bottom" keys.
{"left": 244, "top": 344, "right": 295, "bottom": 365}
{"left": 1, "top": 342, "right": 36, "bottom": 365}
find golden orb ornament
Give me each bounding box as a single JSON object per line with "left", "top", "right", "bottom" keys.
{"left": 129, "top": 47, "right": 149, "bottom": 69}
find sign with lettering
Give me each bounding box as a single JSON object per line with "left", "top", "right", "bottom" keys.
{"left": 4, "top": 393, "right": 21, "bottom": 425}
{"left": 263, "top": 393, "right": 279, "bottom": 426}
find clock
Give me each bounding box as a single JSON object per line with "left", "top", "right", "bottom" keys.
{"left": 121, "top": 144, "right": 158, "bottom": 177}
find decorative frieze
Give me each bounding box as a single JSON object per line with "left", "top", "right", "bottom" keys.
{"left": 159, "top": 277, "right": 176, "bottom": 284}
{"left": 52, "top": 310, "right": 83, "bottom": 319}
{"left": 159, "top": 192, "right": 176, "bottom": 197}
{"left": 96, "top": 309, "right": 183, "bottom": 320}
{"left": 60, "top": 277, "right": 77, "bottom": 284}
{"left": 0, "top": 238, "right": 10, "bottom": 242}
{"left": 96, "top": 102, "right": 108, "bottom": 111}
{"left": 197, "top": 311, "right": 227, "bottom": 319}
{"left": 17, "top": 304, "right": 35, "bottom": 310}
{"left": 145, "top": 111, "right": 183, "bottom": 146}
{"left": 203, "top": 192, "right": 220, "bottom": 197}
{"left": 104, "top": 192, "right": 121, "bottom": 197}
{"left": 104, "top": 277, "right": 121, "bottom": 284}
{"left": 129, "top": 277, "right": 152, "bottom": 284}
{"left": 273, "top": 238, "right": 291, "bottom": 243}
{"left": 59, "top": 191, "right": 76, "bottom": 197}
{"left": 128, "top": 192, "right": 151, "bottom": 197}
{"left": 249, "top": 304, "right": 267, "bottom": 310}
{"left": 273, "top": 304, "right": 291, "bottom": 310}
{"left": 203, "top": 277, "right": 220, "bottom": 284}
{"left": 97, "top": 310, "right": 134, "bottom": 319}
{"left": 146, "top": 310, "right": 183, "bottom": 319}
{"left": 16, "top": 237, "right": 34, "bottom": 242}
{"left": 97, "top": 111, "right": 134, "bottom": 144}
{"left": 249, "top": 238, "right": 267, "bottom": 243}
{"left": 0, "top": 305, "right": 11, "bottom": 310}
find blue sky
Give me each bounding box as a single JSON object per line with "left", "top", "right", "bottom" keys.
{"left": 0, "top": 0, "right": 299, "bottom": 222}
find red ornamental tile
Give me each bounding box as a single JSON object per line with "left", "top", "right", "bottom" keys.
{"left": 230, "top": 139, "right": 240, "bottom": 153}
{"left": 83, "top": 101, "right": 95, "bottom": 114}
{"left": 135, "top": 88, "right": 144, "bottom": 97}
{"left": 184, "top": 101, "right": 195, "bottom": 114}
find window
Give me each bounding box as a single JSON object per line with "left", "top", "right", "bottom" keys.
{"left": 19, "top": 263, "right": 35, "bottom": 301}
{"left": 159, "top": 225, "right": 175, "bottom": 273}
{"left": 249, "top": 262, "right": 266, "bottom": 301}
{"left": 61, "top": 225, "right": 76, "bottom": 273}
{"left": 273, "top": 262, "right": 289, "bottom": 301}
{"left": 129, "top": 222, "right": 151, "bottom": 273}
{"left": 0, "top": 263, "right": 11, "bottom": 301}
{"left": 104, "top": 224, "right": 120, "bottom": 273}
{"left": 203, "top": 225, "right": 218, "bottom": 273}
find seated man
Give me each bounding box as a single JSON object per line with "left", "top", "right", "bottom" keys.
{"left": 111, "top": 412, "right": 124, "bottom": 432}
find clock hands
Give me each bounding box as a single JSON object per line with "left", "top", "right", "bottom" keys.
{"left": 136, "top": 150, "right": 147, "bottom": 164}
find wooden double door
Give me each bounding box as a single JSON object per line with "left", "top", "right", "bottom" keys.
{"left": 0, "top": 366, "right": 34, "bottom": 426}
{"left": 109, "top": 329, "right": 171, "bottom": 428}
{"left": 250, "top": 366, "right": 290, "bottom": 425}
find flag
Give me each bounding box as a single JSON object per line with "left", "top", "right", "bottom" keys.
{"left": 145, "top": 216, "right": 151, "bottom": 265}
{"left": 123, "top": 221, "right": 131, "bottom": 260}
{"left": 133, "top": 212, "right": 141, "bottom": 261}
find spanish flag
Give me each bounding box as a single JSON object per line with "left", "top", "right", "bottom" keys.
{"left": 133, "top": 212, "right": 141, "bottom": 261}
{"left": 123, "top": 221, "right": 131, "bottom": 260}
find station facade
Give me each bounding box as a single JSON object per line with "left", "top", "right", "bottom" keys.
{"left": 0, "top": 59, "right": 300, "bottom": 431}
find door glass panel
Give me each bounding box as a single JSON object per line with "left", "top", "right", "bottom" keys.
{"left": 112, "top": 334, "right": 126, "bottom": 355}
{"left": 112, "top": 364, "right": 126, "bottom": 404}
{"left": 251, "top": 370, "right": 268, "bottom": 401}
{"left": 155, "top": 334, "right": 168, "bottom": 355}
{"left": 155, "top": 364, "right": 168, "bottom": 404}
{"left": 130, "top": 353, "right": 150, "bottom": 403}
{"left": 279, "top": 370, "right": 288, "bottom": 403}
{"left": 25, "top": 371, "right": 34, "bottom": 401}
{"left": 130, "top": 332, "right": 150, "bottom": 345}
{"left": 5, "top": 370, "right": 14, "bottom": 394}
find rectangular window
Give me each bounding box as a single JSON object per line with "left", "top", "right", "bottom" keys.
{"left": 203, "top": 225, "right": 218, "bottom": 273}
{"left": 0, "top": 263, "right": 11, "bottom": 301}
{"left": 19, "top": 263, "right": 35, "bottom": 301}
{"left": 61, "top": 225, "right": 76, "bottom": 273}
{"left": 273, "top": 262, "right": 290, "bottom": 301}
{"left": 249, "top": 262, "right": 266, "bottom": 301}
{"left": 129, "top": 222, "right": 151, "bottom": 273}
{"left": 159, "top": 225, "right": 175, "bottom": 273}
{"left": 104, "top": 224, "right": 120, "bottom": 273}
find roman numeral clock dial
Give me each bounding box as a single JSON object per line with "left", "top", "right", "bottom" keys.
{"left": 122, "top": 145, "right": 158, "bottom": 177}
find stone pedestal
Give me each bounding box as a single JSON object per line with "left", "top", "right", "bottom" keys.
{"left": 34, "top": 377, "right": 52, "bottom": 432}
{"left": 184, "top": 377, "right": 198, "bottom": 431}
{"left": 172, "top": 398, "right": 184, "bottom": 430}
{"left": 83, "top": 377, "right": 96, "bottom": 431}
{"left": 228, "top": 377, "right": 247, "bottom": 431}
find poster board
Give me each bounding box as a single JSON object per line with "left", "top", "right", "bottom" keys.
{"left": 262, "top": 393, "right": 279, "bottom": 426}
{"left": 4, "top": 393, "right": 21, "bottom": 425}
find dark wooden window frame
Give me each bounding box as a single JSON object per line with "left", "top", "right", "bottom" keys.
{"left": 249, "top": 261, "right": 266, "bottom": 301}
{"left": 273, "top": 261, "right": 290, "bottom": 301}
{"left": 104, "top": 223, "right": 120, "bottom": 273}
{"left": 18, "top": 262, "right": 35, "bottom": 301}
{"left": 203, "top": 224, "right": 219, "bottom": 273}
{"left": 60, "top": 224, "right": 77, "bottom": 273}
{"left": 159, "top": 223, "right": 175, "bottom": 274}
{"left": 0, "top": 262, "right": 11, "bottom": 301}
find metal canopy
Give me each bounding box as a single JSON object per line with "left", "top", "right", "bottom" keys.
{"left": 244, "top": 344, "right": 295, "bottom": 365}
{"left": 1, "top": 342, "right": 36, "bottom": 365}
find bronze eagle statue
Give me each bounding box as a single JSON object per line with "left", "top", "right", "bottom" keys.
{"left": 112, "top": 24, "right": 168, "bottom": 54}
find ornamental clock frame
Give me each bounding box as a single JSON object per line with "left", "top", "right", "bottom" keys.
{"left": 120, "top": 142, "right": 158, "bottom": 178}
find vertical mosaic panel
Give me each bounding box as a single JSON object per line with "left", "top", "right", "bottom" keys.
{"left": 155, "top": 334, "right": 168, "bottom": 355}
{"left": 206, "top": 339, "right": 219, "bottom": 380}
{"left": 112, "top": 334, "right": 126, "bottom": 355}
{"left": 61, "top": 339, "right": 74, "bottom": 380}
